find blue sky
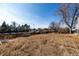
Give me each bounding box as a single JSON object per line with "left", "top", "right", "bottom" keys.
{"left": 0, "top": 3, "right": 60, "bottom": 28}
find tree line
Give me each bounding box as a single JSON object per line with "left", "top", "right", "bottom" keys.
{"left": 0, "top": 21, "right": 30, "bottom": 33}
{"left": 0, "top": 20, "right": 68, "bottom": 34}
{"left": 0, "top": 21, "right": 69, "bottom": 34}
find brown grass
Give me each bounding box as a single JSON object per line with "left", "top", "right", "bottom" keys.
{"left": 0, "top": 33, "right": 79, "bottom": 56}
{"left": 0, "top": 34, "right": 17, "bottom": 39}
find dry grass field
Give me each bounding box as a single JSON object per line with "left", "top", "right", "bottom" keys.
{"left": 0, "top": 33, "right": 79, "bottom": 56}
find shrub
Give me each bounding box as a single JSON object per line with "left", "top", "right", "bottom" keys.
{"left": 58, "top": 27, "right": 70, "bottom": 33}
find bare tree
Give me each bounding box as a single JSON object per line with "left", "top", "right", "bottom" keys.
{"left": 49, "top": 21, "right": 60, "bottom": 32}
{"left": 57, "top": 4, "right": 79, "bottom": 33}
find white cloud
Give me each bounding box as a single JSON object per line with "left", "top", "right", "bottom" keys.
{"left": 0, "top": 6, "right": 26, "bottom": 25}
{"left": 0, "top": 7, "right": 45, "bottom": 28}
{"left": 0, "top": 4, "right": 50, "bottom": 28}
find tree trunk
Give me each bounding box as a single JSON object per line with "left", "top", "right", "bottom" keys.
{"left": 69, "top": 28, "right": 72, "bottom": 34}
